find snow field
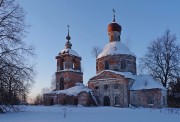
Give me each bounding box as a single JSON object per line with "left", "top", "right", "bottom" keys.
{"left": 0, "top": 106, "right": 180, "bottom": 122}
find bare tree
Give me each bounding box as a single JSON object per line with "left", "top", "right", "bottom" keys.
{"left": 33, "top": 94, "right": 43, "bottom": 105}
{"left": 50, "top": 74, "right": 56, "bottom": 90}
{"left": 139, "top": 30, "right": 180, "bottom": 87}
{"left": 0, "top": 0, "right": 35, "bottom": 113}
{"left": 91, "top": 46, "right": 101, "bottom": 58}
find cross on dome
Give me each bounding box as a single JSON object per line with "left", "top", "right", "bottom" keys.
{"left": 113, "top": 9, "right": 116, "bottom": 22}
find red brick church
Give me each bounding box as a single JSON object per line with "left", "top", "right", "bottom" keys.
{"left": 44, "top": 13, "right": 167, "bottom": 108}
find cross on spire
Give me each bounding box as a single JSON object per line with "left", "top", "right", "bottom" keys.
{"left": 66, "top": 24, "right": 71, "bottom": 41}
{"left": 113, "top": 9, "right": 116, "bottom": 22}
{"left": 67, "top": 24, "right": 70, "bottom": 32}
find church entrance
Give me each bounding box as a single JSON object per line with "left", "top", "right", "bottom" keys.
{"left": 103, "top": 96, "right": 110, "bottom": 106}
{"left": 50, "top": 99, "right": 54, "bottom": 105}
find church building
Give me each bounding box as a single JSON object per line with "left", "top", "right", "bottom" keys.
{"left": 43, "top": 26, "right": 95, "bottom": 106}
{"left": 44, "top": 12, "right": 167, "bottom": 108}
{"left": 88, "top": 12, "right": 167, "bottom": 108}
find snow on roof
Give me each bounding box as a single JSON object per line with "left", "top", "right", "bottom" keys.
{"left": 57, "top": 68, "right": 82, "bottom": 73}
{"left": 60, "top": 48, "right": 80, "bottom": 57}
{"left": 131, "top": 75, "right": 166, "bottom": 90}
{"left": 89, "top": 70, "right": 166, "bottom": 90}
{"left": 97, "top": 41, "right": 136, "bottom": 59}
{"left": 45, "top": 83, "right": 91, "bottom": 96}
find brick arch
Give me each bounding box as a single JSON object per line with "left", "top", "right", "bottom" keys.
{"left": 60, "top": 59, "right": 65, "bottom": 70}
{"left": 72, "top": 58, "right": 81, "bottom": 70}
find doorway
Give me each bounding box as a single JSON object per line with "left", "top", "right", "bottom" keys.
{"left": 103, "top": 96, "right": 110, "bottom": 106}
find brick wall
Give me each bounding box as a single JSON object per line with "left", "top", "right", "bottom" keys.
{"left": 96, "top": 54, "right": 136, "bottom": 74}
{"left": 88, "top": 71, "right": 133, "bottom": 107}
{"left": 130, "top": 89, "right": 167, "bottom": 108}
{"left": 56, "top": 71, "right": 83, "bottom": 90}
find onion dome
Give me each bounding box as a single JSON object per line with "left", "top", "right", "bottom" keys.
{"left": 65, "top": 25, "right": 72, "bottom": 49}
{"left": 59, "top": 25, "right": 80, "bottom": 58}
{"left": 108, "top": 22, "right": 122, "bottom": 32}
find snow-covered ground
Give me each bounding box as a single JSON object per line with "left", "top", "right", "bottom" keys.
{"left": 0, "top": 105, "right": 180, "bottom": 122}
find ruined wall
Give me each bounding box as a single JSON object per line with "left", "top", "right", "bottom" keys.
{"left": 56, "top": 71, "right": 83, "bottom": 90}
{"left": 56, "top": 55, "right": 81, "bottom": 71}
{"left": 44, "top": 91, "right": 93, "bottom": 106}
{"left": 130, "top": 89, "right": 167, "bottom": 108}
{"left": 88, "top": 71, "right": 133, "bottom": 107}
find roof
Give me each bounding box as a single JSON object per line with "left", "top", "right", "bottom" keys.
{"left": 131, "top": 75, "right": 166, "bottom": 90}
{"left": 97, "top": 41, "right": 136, "bottom": 59}
{"left": 44, "top": 83, "right": 91, "bottom": 96}
{"left": 108, "top": 22, "right": 122, "bottom": 32}
{"left": 89, "top": 70, "right": 166, "bottom": 90}
{"left": 60, "top": 48, "right": 80, "bottom": 57}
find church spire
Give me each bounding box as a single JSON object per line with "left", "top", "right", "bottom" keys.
{"left": 65, "top": 25, "right": 72, "bottom": 49}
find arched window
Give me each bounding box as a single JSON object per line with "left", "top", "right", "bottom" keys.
{"left": 104, "top": 60, "right": 109, "bottom": 69}
{"left": 95, "top": 86, "right": 99, "bottom": 90}
{"left": 114, "top": 96, "right": 120, "bottom": 105}
{"left": 121, "top": 60, "right": 126, "bottom": 69}
{"left": 60, "top": 59, "right": 64, "bottom": 70}
{"left": 60, "top": 77, "right": 64, "bottom": 90}
{"left": 72, "top": 59, "right": 76, "bottom": 70}
{"left": 114, "top": 84, "right": 118, "bottom": 89}
{"left": 104, "top": 84, "right": 109, "bottom": 91}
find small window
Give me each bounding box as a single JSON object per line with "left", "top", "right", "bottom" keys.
{"left": 147, "top": 96, "right": 153, "bottom": 105}
{"left": 104, "top": 85, "right": 109, "bottom": 91}
{"left": 95, "top": 86, "right": 99, "bottom": 90}
{"left": 114, "top": 96, "right": 120, "bottom": 105}
{"left": 105, "top": 60, "right": 109, "bottom": 69}
{"left": 163, "top": 96, "right": 166, "bottom": 105}
{"left": 60, "top": 77, "right": 64, "bottom": 90}
{"left": 121, "top": 60, "right": 126, "bottom": 69}
{"left": 60, "top": 59, "right": 64, "bottom": 70}
{"left": 114, "top": 84, "right": 118, "bottom": 89}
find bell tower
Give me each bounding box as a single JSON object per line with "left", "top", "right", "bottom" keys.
{"left": 55, "top": 25, "right": 83, "bottom": 90}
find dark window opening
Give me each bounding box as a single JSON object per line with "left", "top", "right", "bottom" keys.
{"left": 114, "top": 84, "right": 118, "bottom": 89}
{"left": 104, "top": 85, "right": 109, "bottom": 91}
{"left": 74, "top": 98, "right": 78, "bottom": 105}
{"left": 105, "top": 60, "right": 109, "bottom": 70}
{"left": 95, "top": 86, "right": 99, "bottom": 90}
{"left": 50, "top": 99, "right": 54, "bottom": 105}
{"left": 103, "top": 96, "right": 110, "bottom": 106}
{"left": 60, "top": 59, "right": 65, "bottom": 70}
{"left": 60, "top": 77, "right": 64, "bottom": 90}
{"left": 115, "top": 96, "right": 120, "bottom": 105}
{"left": 147, "top": 96, "right": 154, "bottom": 105}
{"left": 113, "top": 68, "right": 119, "bottom": 71}
{"left": 121, "top": 60, "right": 126, "bottom": 69}
{"left": 163, "top": 96, "right": 166, "bottom": 105}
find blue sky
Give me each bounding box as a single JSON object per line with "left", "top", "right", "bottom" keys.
{"left": 19, "top": 0, "right": 180, "bottom": 98}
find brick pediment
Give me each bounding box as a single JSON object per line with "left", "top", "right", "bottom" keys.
{"left": 89, "top": 70, "right": 130, "bottom": 81}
